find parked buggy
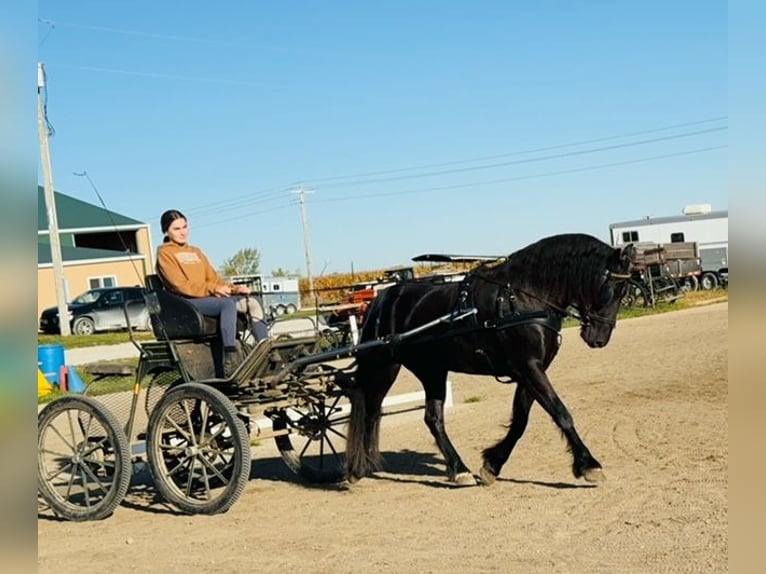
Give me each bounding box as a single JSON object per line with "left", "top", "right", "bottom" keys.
{"left": 619, "top": 243, "right": 694, "bottom": 307}
{"left": 37, "top": 274, "right": 475, "bottom": 521}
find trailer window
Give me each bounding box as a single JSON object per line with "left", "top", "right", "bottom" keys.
{"left": 621, "top": 231, "right": 639, "bottom": 243}
{"left": 670, "top": 232, "right": 685, "bottom": 243}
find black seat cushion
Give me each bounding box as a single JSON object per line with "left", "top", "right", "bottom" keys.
{"left": 144, "top": 274, "right": 218, "bottom": 340}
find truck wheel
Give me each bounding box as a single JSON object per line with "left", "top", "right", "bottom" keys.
{"left": 286, "top": 303, "right": 297, "bottom": 314}
{"left": 700, "top": 272, "right": 719, "bottom": 290}
{"left": 680, "top": 275, "right": 699, "bottom": 293}
{"left": 274, "top": 304, "right": 286, "bottom": 316}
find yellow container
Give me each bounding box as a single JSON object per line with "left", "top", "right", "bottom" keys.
{"left": 38, "top": 368, "right": 54, "bottom": 397}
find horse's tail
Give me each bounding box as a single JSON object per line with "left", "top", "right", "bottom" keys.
{"left": 344, "top": 382, "right": 370, "bottom": 482}
{"left": 344, "top": 289, "right": 402, "bottom": 482}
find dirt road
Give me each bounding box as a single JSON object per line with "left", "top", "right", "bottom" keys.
{"left": 38, "top": 302, "right": 728, "bottom": 573}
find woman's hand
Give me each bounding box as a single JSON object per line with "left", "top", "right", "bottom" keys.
{"left": 233, "top": 285, "right": 251, "bottom": 295}
{"left": 214, "top": 284, "right": 232, "bottom": 296}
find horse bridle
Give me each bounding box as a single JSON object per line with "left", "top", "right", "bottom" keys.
{"left": 575, "top": 270, "right": 632, "bottom": 328}
{"left": 460, "top": 266, "right": 632, "bottom": 330}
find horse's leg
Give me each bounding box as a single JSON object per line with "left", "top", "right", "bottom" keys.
{"left": 479, "top": 385, "right": 533, "bottom": 486}
{"left": 413, "top": 366, "right": 476, "bottom": 486}
{"left": 345, "top": 358, "right": 400, "bottom": 482}
{"left": 518, "top": 361, "right": 605, "bottom": 482}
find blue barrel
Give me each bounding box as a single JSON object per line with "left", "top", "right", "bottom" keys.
{"left": 38, "top": 344, "right": 66, "bottom": 385}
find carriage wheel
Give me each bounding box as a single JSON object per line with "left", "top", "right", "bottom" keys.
{"left": 272, "top": 389, "right": 349, "bottom": 483}
{"left": 38, "top": 395, "right": 131, "bottom": 521}
{"left": 146, "top": 383, "right": 250, "bottom": 515}
{"left": 621, "top": 280, "right": 649, "bottom": 308}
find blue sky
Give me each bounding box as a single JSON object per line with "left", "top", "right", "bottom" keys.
{"left": 36, "top": 1, "right": 727, "bottom": 276}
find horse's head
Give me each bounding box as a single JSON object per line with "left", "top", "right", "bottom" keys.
{"left": 579, "top": 243, "right": 635, "bottom": 348}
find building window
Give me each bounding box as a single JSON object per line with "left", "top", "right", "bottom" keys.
{"left": 670, "top": 232, "right": 685, "bottom": 243}
{"left": 89, "top": 276, "right": 117, "bottom": 289}
{"left": 621, "top": 231, "right": 639, "bottom": 242}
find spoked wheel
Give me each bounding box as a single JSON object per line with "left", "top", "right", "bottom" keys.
{"left": 272, "top": 388, "right": 349, "bottom": 483}
{"left": 146, "top": 383, "right": 250, "bottom": 515}
{"left": 621, "top": 280, "right": 650, "bottom": 308}
{"left": 38, "top": 395, "right": 131, "bottom": 521}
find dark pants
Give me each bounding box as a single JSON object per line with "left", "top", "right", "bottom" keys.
{"left": 186, "top": 297, "right": 238, "bottom": 348}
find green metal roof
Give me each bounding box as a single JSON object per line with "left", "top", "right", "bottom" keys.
{"left": 38, "top": 243, "right": 143, "bottom": 265}
{"left": 38, "top": 185, "right": 144, "bottom": 231}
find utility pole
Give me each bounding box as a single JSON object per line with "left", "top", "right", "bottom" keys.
{"left": 38, "top": 62, "right": 71, "bottom": 335}
{"left": 292, "top": 186, "right": 314, "bottom": 298}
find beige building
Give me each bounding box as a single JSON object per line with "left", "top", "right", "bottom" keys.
{"left": 37, "top": 186, "right": 154, "bottom": 320}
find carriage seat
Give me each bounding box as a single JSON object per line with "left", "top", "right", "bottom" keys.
{"left": 144, "top": 274, "right": 219, "bottom": 341}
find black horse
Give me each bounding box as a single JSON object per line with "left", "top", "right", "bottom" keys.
{"left": 344, "top": 233, "right": 635, "bottom": 486}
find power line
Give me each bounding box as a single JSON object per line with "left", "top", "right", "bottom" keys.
{"left": 302, "top": 117, "right": 728, "bottom": 185}
{"left": 173, "top": 144, "right": 726, "bottom": 232}
{"left": 136, "top": 121, "right": 726, "bottom": 231}
{"left": 303, "top": 127, "right": 727, "bottom": 190}
{"left": 160, "top": 121, "right": 727, "bottom": 222}
{"left": 38, "top": 19, "right": 243, "bottom": 47}
{"left": 189, "top": 203, "right": 295, "bottom": 229}
{"left": 54, "top": 64, "right": 282, "bottom": 89}
{"left": 310, "top": 145, "right": 728, "bottom": 204}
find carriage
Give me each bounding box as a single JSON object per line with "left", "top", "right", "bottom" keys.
{"left": 37, "top": 273, "right": 475, "bottom": 521}
{"left": 38, "top": 233, "right": 636, "bottom": 522}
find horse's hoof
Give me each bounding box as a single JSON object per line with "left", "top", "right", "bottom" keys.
{"left": 479, "top": 465, "right": 497, "bottom": 486}
{"left": 452, "top": 472, "right": 478, "bottom": 487}
{"left": 345, "top": 473, "right": 361, "bottom": 484}
{"left": 583, "top": 467, "right": 606, "bottom": 482}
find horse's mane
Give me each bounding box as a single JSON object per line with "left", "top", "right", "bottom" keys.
{"left": 482, "top": 233, "right": 614, "bottom": 305}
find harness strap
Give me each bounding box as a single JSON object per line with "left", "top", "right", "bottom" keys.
{"left": 483, "top": 309, "right": 563, "bottom": 333}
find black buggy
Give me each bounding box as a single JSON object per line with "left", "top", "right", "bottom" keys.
{"left": 37, "top": 273, "right": 473, "bottom": 521}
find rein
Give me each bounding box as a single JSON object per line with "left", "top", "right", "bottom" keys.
{"left": 459, "top": 265, "right": 631, "bottom": 329}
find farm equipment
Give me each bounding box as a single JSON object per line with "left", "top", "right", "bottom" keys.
{"left": 320, "top": 266, "right": 417, "bottom": 343}
{"left": 37, "top": 273, "right": 476, "bottom": 521}
{"left": 620, "top": 242, "right": 699, "bottom": 307}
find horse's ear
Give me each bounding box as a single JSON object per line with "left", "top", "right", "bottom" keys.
{"left": 619, "top": 243, "right": 636, "bottom": 267}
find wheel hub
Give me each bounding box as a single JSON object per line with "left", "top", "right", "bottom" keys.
{"left": 297, "top": 414, "right": 327, "bottom": 439}
{"left": 184, "top": 445, "right": 200, "bottom": 457}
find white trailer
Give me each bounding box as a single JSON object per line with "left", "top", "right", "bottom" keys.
{"left": 609, "top": 205, "right": 728, "bottom": 287}
{"left": 228, "top": 275, "right": 301, "bottom": 316}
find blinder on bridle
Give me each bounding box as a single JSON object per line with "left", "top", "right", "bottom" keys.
{"left": 596, "top": 270, "right": 630, "bottom": 307}
{"left": 586, "top": 270, "right": 633, "bottom": 326}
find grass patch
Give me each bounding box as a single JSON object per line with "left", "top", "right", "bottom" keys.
{"left": 464, "top": 395, "right": 483, "bottom": 403}
{"left": 619, "top": 288, "right": 727, "bottom": 320}
{"left": 38, "top": 331, "right": 155, "bottom": 349}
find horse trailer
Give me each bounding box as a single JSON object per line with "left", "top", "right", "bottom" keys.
{"left": 228, "top": 275, "right": 301, "bottom": 317}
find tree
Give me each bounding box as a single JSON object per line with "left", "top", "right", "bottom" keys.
{"left": 221, "top": 248, "right": 261, "bottom": 276}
